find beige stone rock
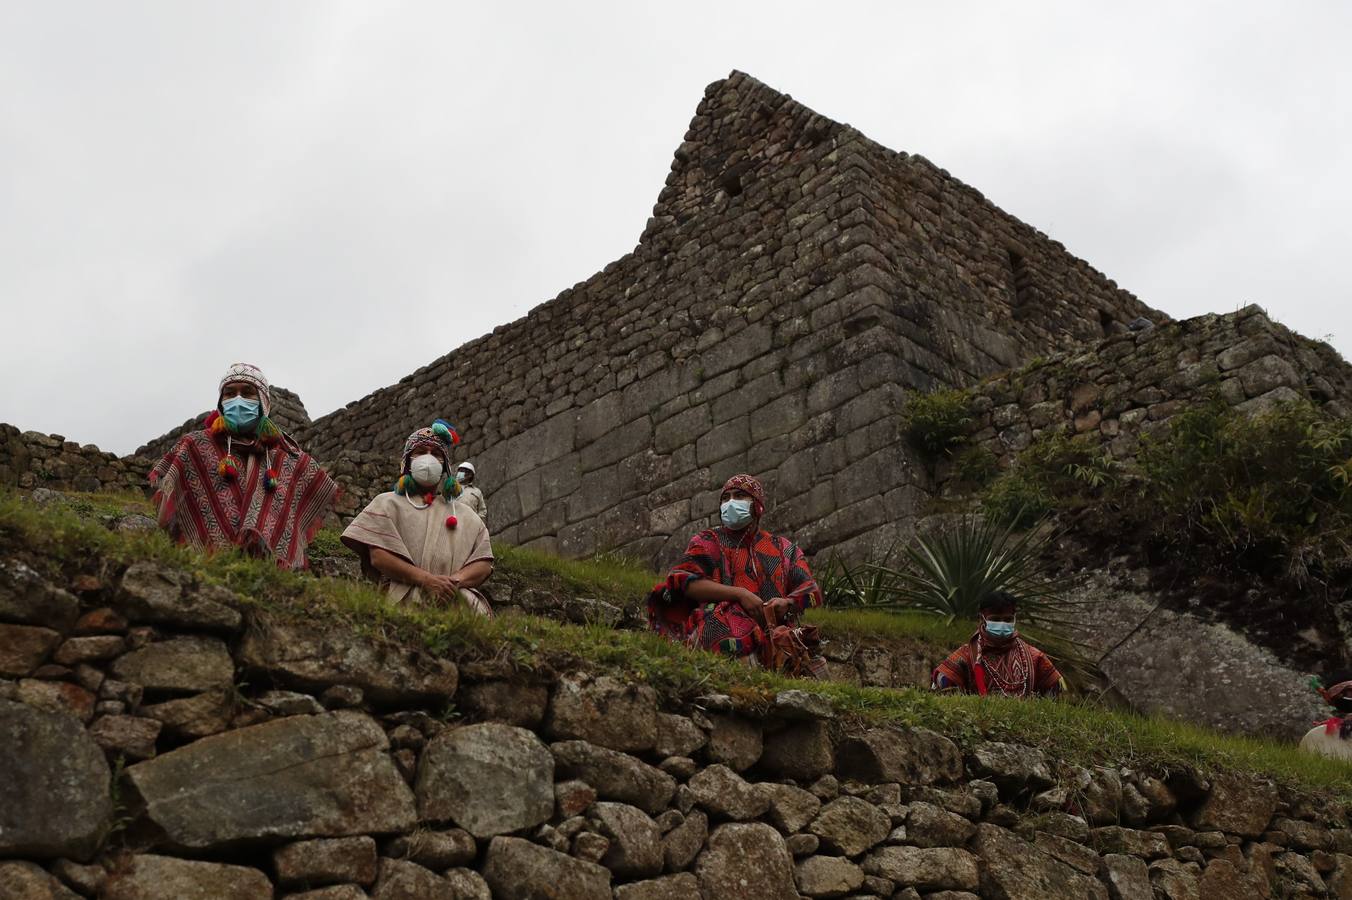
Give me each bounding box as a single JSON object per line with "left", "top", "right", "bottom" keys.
{"left": 550, "top": 740, "right": 675, "bottom": 815}
{"left": 384, "top": 827, "right": 476, "bottom": 870}
{"left": 763, "top": 782, "right": 822, "bottom": 834}
{"left": 127, "top": 710, "right": 415, "bottom": 848}
{"left": 441, "top": 868, "right": 490, "bottom": 900}
{"left": 1190, "top": 774, "right": 1278, "bottom": 838}
{"left": 0, "top": 623, "right": 62, "bottom": 676}
{"left": 274, "top": 836, "right": 378, "bottom": 888}
{"left": 482, "top": 836, "right": 611, "bottom": 900}
{"left": 109, "top": 636, "right": 234, "bottom": 694}
{"left": 662, "top": 808, "right": 708, "bottom": 872}
{"left": 687, "top": 764, "right": 769, "bottom": 821}
{"left": 759, "top": 719, "right": 834, "bottom": 780}
{"left": 862, "top": 845, "right": 980, "bottom": 893}
{"left": 654, "top": 713, "right": 707, "bottom": 758}
{"left": 593, "top": 801, "right": 663, "bottom": 878}
{"left": 544, "top": 672, "right": 658, "bottom": 753}
{"left": 695, "top": 823, "right": 796, "bottom": 900}
{"left": 0, "top": 860, "right": 82, "bottom": 899}
{"left": 972, "top": 823, "right": 1108, "bottom": 899}
{"left": 613, "top": 872, "right": 701, "bottom": 900}
{"left": 415, "top": 722, "right": 553, "bottom": 838}
{"left": 810, "top": 796, "right": 890, "bottom": 857}
{"left": 795, "top": 854, "right": 865, "bottom": 897}
{"left": 704, "top": 714, "right": 762, "bottom": 771}
{"left": 371, "top": 858, "right": 453, "bottom": 899}
{"left": 457, "top": 680, "right": 548, "bottom": 727}
{"left": 88, "top": 714, "right": 161, "bottom": 760}
{"left": 835, "top": 727, "right": 962, "bottom": 785}
{"left": 102, "top": 854, "right": 271, "bottom": 900}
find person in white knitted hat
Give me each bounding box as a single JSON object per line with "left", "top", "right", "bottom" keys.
{"left": 148, "top": 363, "right": 336, "bottom": 569}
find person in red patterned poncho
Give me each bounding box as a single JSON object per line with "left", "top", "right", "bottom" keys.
{"left": 648, "top": 473, "right": 824, "bottom": 673}
{"left": 148, "top": 363, "right": 337, "bottom": 570}
{"left": 932, "top": 591, "right": 1065, "bottom": 698}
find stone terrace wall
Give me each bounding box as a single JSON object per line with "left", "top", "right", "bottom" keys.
{"left": 294, "top": 71, "right": 1161, "bottom": 565}
{"left": 937, "top": 304, "right": 1352, "bottom": 487}
{"left": 4, "top": 552, "right": 1351, "bottom": 899}
{"left": 0, "top": 424, "right": 148, "bottom": 495}
{"left": 134, "top": 385, "right": 313, "bottom": 461}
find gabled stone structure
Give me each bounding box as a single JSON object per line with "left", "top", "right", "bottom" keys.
{"left": 297, "top": 71, "right": 1159, "bottom": 563}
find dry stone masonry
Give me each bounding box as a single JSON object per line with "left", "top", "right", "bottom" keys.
{"left": 2, "top": 549, "right": 1351, "bottom": 899}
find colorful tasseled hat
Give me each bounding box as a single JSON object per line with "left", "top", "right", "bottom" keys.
{"left": 395, "top": 419, "right": 463, "bottom": 500}
{"left": 722, "top": 473, "right": 767, "bottom": 517}
{"left": 218, "top": 362, "right": 272, "bottom": 417}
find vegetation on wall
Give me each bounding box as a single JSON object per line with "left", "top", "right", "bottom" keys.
{"left": 901, "top": 387, "right": 976, "bottom": 458}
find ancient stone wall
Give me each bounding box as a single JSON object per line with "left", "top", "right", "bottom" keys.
{"left": 935, "top": 304, "right": 1352, "bottom": 489}
{"left": 0, "top": 424, "right": 147, "bottom": 495}
{"left": 292, "top": 71, "right": 1159, "bottom": 566}
{"left": 3, "top": 550, "right": 1349, "bottom": 900}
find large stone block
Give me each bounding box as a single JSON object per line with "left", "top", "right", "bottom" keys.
{"left": 102, "top": 854, "right": 272, "bottom": 900}
{"left": 760, "top": 719, "right": 834, "bottom": 780}
{"left": 482, "top": 836, "right": 611, "bottom": 900}
{"left": 0, "top": 622, "right": 62, "bottom": 676}
{"left": 550, "top": 740, "right": 676, "bottom": 815}
{"left": 544, "top": 671, "right": 658, "bottom": 752}
{"left": 972, "top": 823, "right": 1108, "bottom": 899}
{"left": 126, "top": 710, "right": 415, "bottom": 848}
{"left": 117, "top": 561, "right": 242, "bottom": 632}
{"left": 0, "top": 559, "right": 79, "bottom": 631}
{"left": 0, "top": 699, "right": 111, "bottom": 861}
{"left": 109, "top": 636, "right": 235, "bottom": 695}
{"left": 1190, "top": 774, "right": 1278, "bottom": 837}
{"left": 836, "top": 727, "right": 963, "bottom": 786}
{"left": 695, "top": 823, "right": 796, "bottom": 900}
{"left": 0, "top": 861, "right": 83, "bottom": 899}
{"left": 415, "top": 722, "right": 554, "bottom": 837}
{"left": 239, "top": 619, "right": 457, "bottom": 707}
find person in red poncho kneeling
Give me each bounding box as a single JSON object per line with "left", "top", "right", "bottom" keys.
{"left": 932, "top": 591, "right": 1066, "bottom": 698}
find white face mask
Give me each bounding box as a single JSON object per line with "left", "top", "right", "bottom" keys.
{"left": 410, "top": 455, "right": 444, "bottom": 489}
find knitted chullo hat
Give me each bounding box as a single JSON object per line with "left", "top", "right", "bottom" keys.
{"left": 722, "top": 473, "right": 767, "bottom": 517}
{"left": 395, "top": 419, "right": 463, "bottom": 500}
{"left": 218, "top": 362, "right": 272, "bottom": 417}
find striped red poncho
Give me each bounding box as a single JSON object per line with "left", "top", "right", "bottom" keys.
{"left": 149, "top": 428, "right": 337, "bottom": 570}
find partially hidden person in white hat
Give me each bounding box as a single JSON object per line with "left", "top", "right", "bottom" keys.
{"left": 148, "top": 362, "right": 337, "bottom": 569}
{"left": 455, "top": 460, "right": 487, "bottom": 524}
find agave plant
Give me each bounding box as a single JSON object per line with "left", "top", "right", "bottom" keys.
{"left": 816, "top": 544, "right": 902, "bottom": 608}
{"left": 871, "top": 516, "right": 1082, "bottom": 629}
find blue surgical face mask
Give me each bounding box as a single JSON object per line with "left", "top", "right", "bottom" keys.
{"left": 984, "top": 618, "right": 1016, "bottom": 639}
{"left": 222, "top": 396, "right": 261, "bottom": 432}
{"left": 720, "top": 498, "right": 754, "bottom": 530}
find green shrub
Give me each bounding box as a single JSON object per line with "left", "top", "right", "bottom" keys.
{"left": 902, "top": 388, "right": 976, "bottom": 457}
{"left": 952, "top": 445, "right": 1000, "bottom": 488}
{"left": 981, "top": 432, "right": 1116, "bottom": 526}
{"left": 1136, "top": 399, "right": 1352, "bottom": 584}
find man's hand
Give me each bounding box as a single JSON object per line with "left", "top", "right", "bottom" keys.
{"left": 764, "top": 596, "right": 796, "bottom": 623}
{"left": 420, "top": 572, "right": 461, "bottom": 602}
{"left": 734, "top": 588, "right": 765, "bottom": 616}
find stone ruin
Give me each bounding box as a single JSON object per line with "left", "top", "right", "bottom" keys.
{"left": 3, "top": 70, "right": 1351, "bottom": 741}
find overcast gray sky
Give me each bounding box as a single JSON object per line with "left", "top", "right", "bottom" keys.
{"left": 1, "top": 2, "right": 1348, "bottom": 455}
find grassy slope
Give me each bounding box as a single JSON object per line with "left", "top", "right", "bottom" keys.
{"left": 5, "top": 489, "right": 1351, "bottom": 799}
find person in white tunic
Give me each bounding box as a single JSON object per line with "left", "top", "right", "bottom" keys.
{"left": 342, "top": 421, "right": 493, "bottom": 616}
{"left": 1299, "top": 671, "right": 1352, "bottom": 761}
{"left": 456, "top": 460, "right": 488, "bottom": 523}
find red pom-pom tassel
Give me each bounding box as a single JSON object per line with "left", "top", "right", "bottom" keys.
{"left": 445, "top": 515, "right": 458, "bottom": 529}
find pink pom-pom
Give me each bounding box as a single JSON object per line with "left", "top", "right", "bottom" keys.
{"left": 445, "top": 515, "right": 458, "bottom": 529}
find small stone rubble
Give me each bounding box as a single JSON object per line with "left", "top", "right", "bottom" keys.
{"left": 2, "top": 553, "right": 1351, "bottom": 899}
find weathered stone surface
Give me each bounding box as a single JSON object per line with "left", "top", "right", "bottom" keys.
{"left": 88, "top": 714, "right": 161, "bottom": 760}
{"left": 117, "top": 561, "right": 243, "bottom": 632}
{"left": 50, "top": 858, "right": 106, "bottom": 896}
{"left": 52, "top": 635, "right": 125, "bottom": 666}
{"left": 687, "top": 764, "right": 769, "bottom": 820}
{"left": 543, "top": 672, "right": 658, "bottom": 752}
{"left": 385, "top": 827, "right": 476, "bottom": 870}
{"left": 695, "top": 823, "right": 796, "bottom": 900}
{"left": 109, "top": 636, "right": 234, "bottom": 694}
{"left": 457, "top": 680, "right": 548, "bottom": 727}
{"left": 968, "top": 742, "right": 1054, "bottom": 794}
{"left": 763, "top": 782, "right": 823, "bottom": 834}
{"left": 256, "top": 690, "right": 326, "bottom": 717}
{"left": 284, "top": 887, "right": 370, "bottom": 900}
{"left": 551, "top": 740, "right": 676, "bottom": 814}
{"left": 441, "top": 868, "right": 491, "bottom": 900}
{"left": 787, "top": 832, "right": 820, "bottom": 856}
{"left": 415, "top": 722, "right": 553, "bottom": 837}
{"left": 1190, "top": 774, "right": 1278, "bottom": 837}
{"left": 972, "top": 824, "right": 1108, "bottom": 899}
{"left": 1149, "top": 858, "right": 1202, "bottom": 899}
{"left": 1197, "top": 858, "right": 1265, "bottom": 900}
{"left": 810, "top": 796, "right": 890, "bottom": 856}
{"left": 127, "top": 710, "right": 415, "bottom": 848}
{"left": 0, "top": 861, "right": 82, "bottom": 900}
{"left": 482, "top": 836, "right": 611, "bottom": 900}
{"left": 0, "top": 623, "right": 62, "bottom": 676}
{"left": 1102, "top": 852, "right": 1152, "bottom": 900}
{"left": 705, "top": 714, "right": 762, "bottom": 771}
{"left": 906, "top": 800, "right": 975, "bottom": 848}
{"left": 555, "top": 778, "right": 597, "bottom": 818}
{"left": 274, "top": 836, "right": 378, "bottom": 887}
{"left": 593, "top": 801, "right": 664, "bottom": 878}
{"left": 774, "top": 688, "right": 835, "bottom": 719}
{"left": 1034, "top": 832, "right": 1101, "bottom": 875}
{"left": 0, "top": 560, "right": 79, "bottom": 631}
{"left": 862, "top": 846, "right": 980, "bottom": 892}
{"left": 15, "top": 678, "right": 95, "bottom": 722}
{"left": 102, "top": 854, "right": 272, "bottom": 900}
{"left": 240, "top": 621, "right": 457, "bottom": 707}
{"left": 759, "top": 719, "right": 834, "bottom": 780}
{"left": 613, "top": 872, "right": 701, "bottom": 900}
{"left": 795, "top": 854, "right": 866, "bottom": 897}
{"left": 140, "top": 689, "right": 232, "bottom": 739}
{"left": 0, "top": 699, "right": 111, "bottom": 861}
{"left": 1093, "top": 825, "right": 1170, "bottom": 859}
{"left": 371, "top": 858, "right": 454, "bottom": 899}
{"left": 836, "top": 727, "right": 962, "bottom": 785}
{"left": 654, "top": 713, "right": 706, "bottom": 758}
{"left": 662, "top": 808, "right": 708, "bottom": 872}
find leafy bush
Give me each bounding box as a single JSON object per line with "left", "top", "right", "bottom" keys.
{"left": 981, "top": 432, "right": 1117, "bottom": 527}
{"left": 952, "top": 445, "right": 1000, "bottom": 488}
{"left": 902, "top": 388, "right": 976, "bottom": 457}
{"left": 1135, "top": 399, "right": 1352, "bottom": 584}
